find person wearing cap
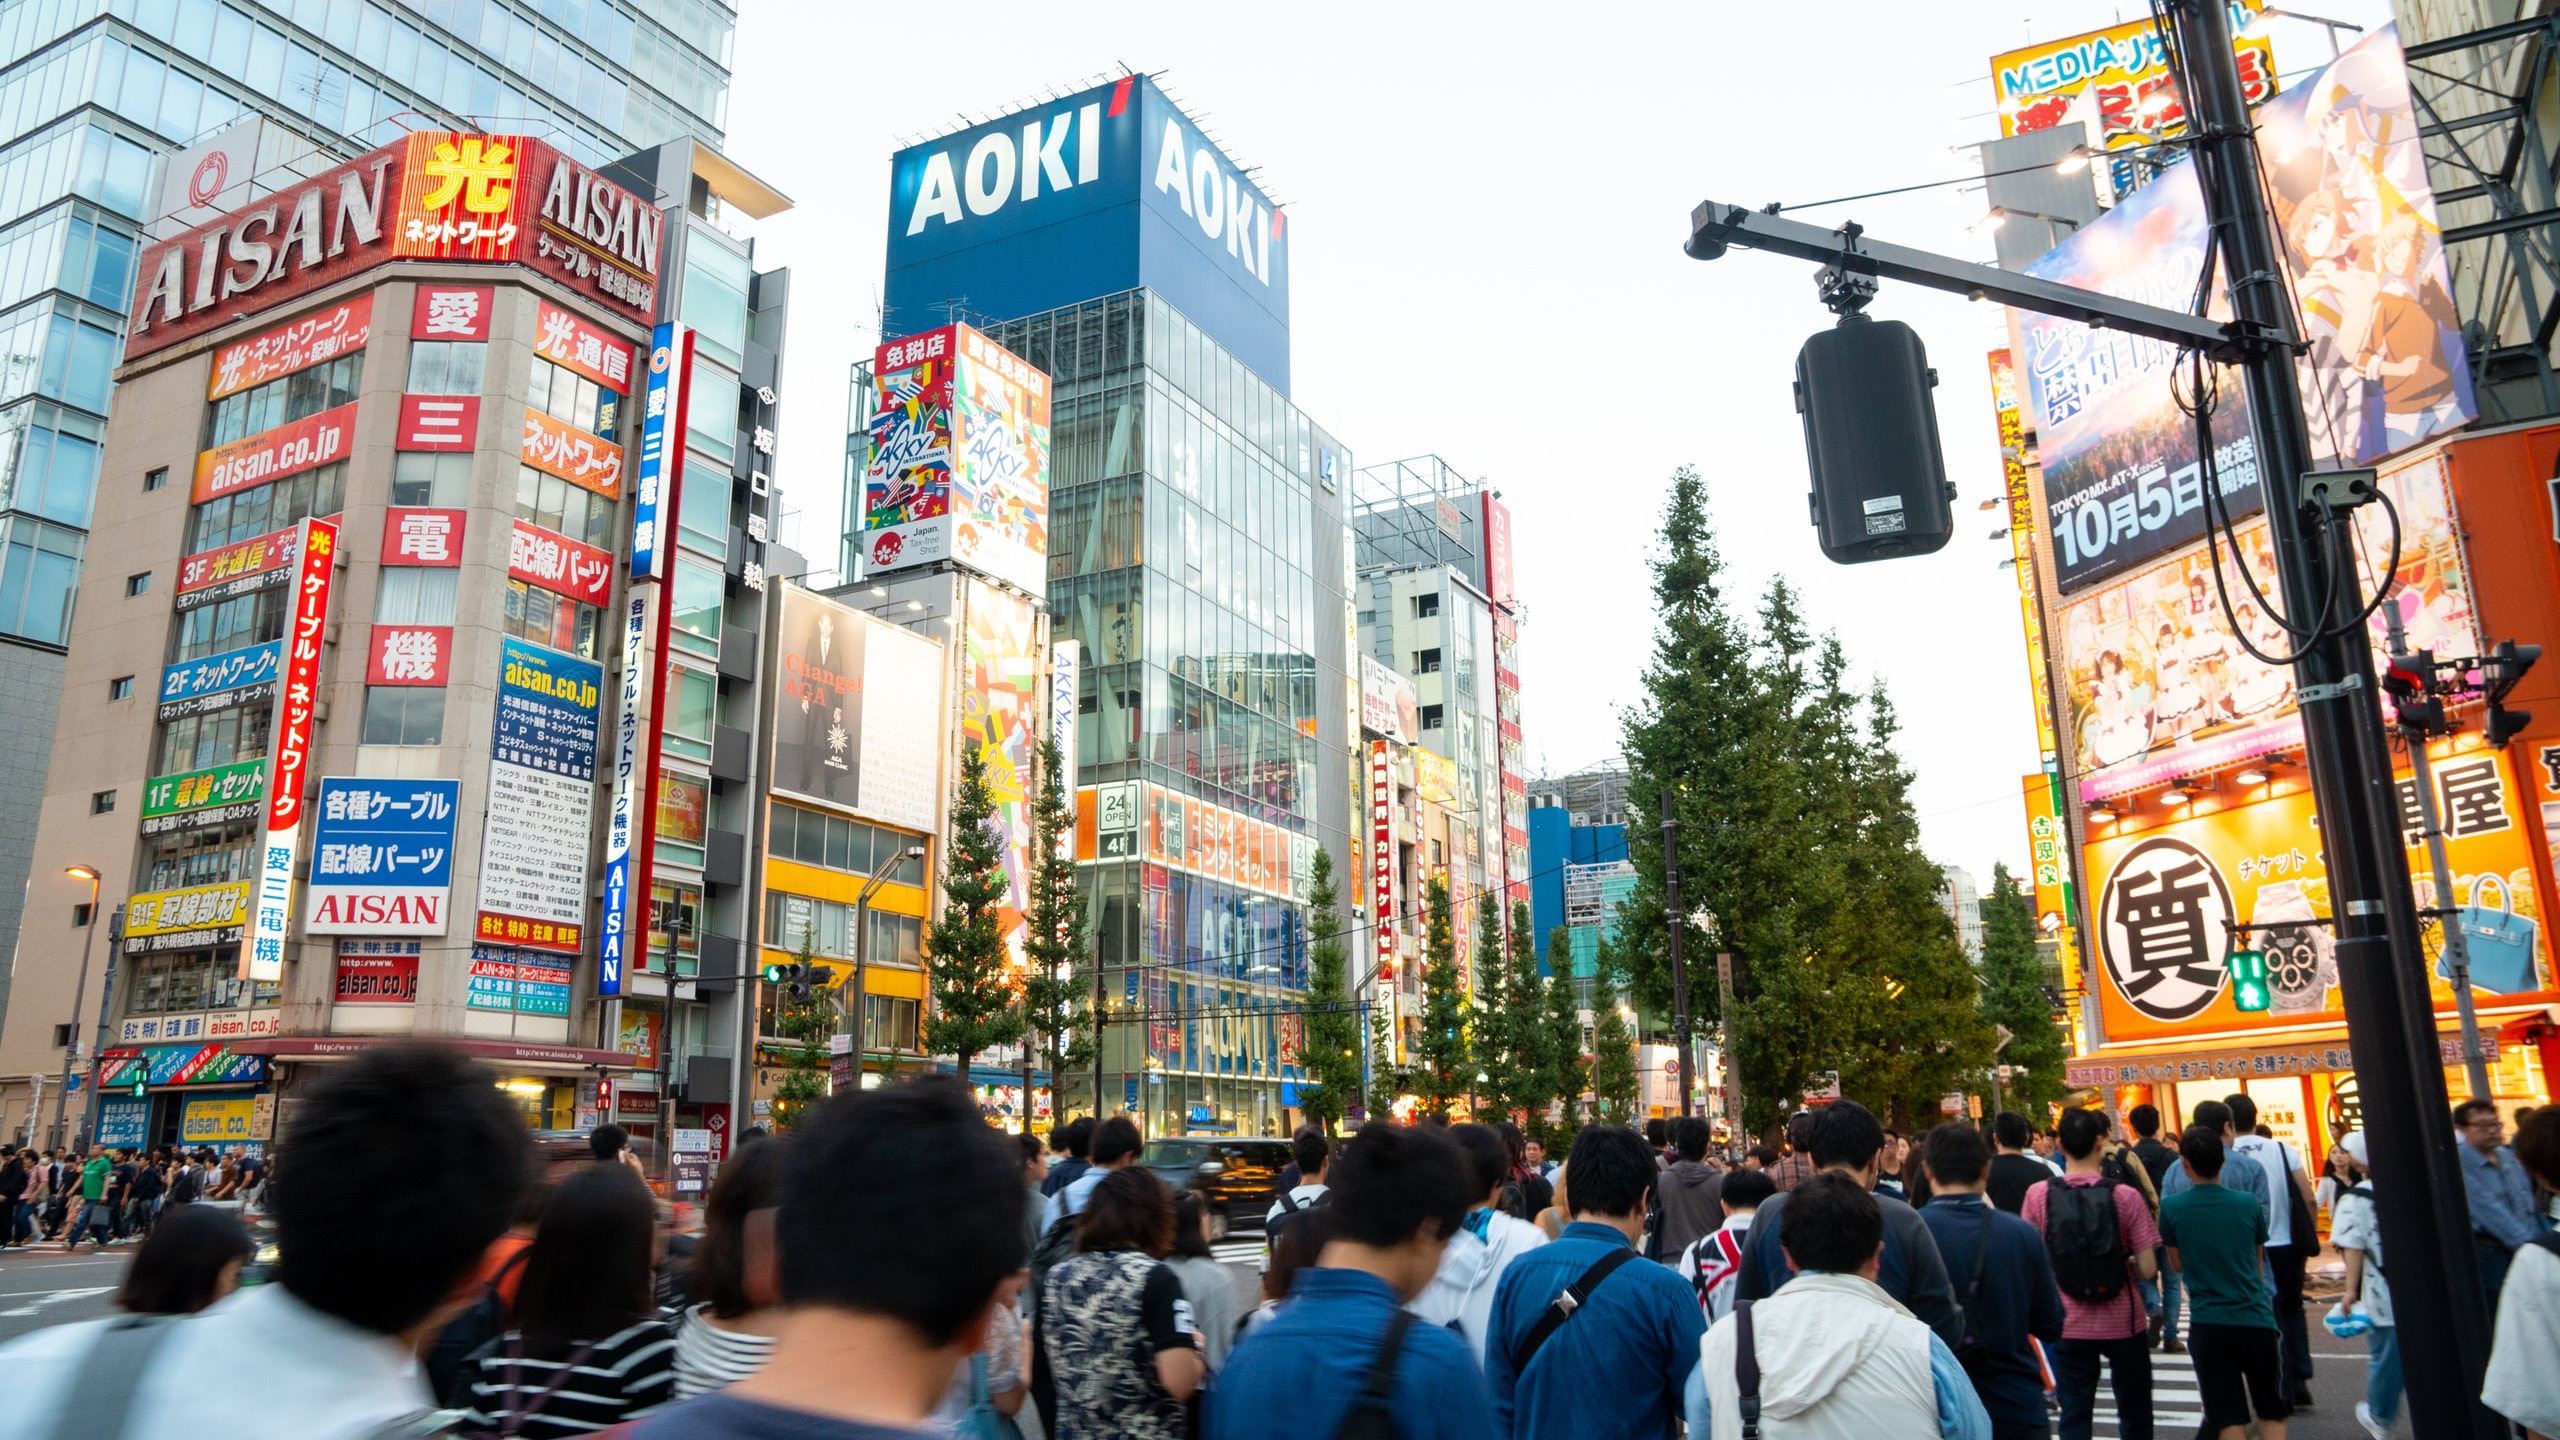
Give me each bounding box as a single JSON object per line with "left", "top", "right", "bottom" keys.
{"left": 2325, "top": 1132, "right": 2395, "bottom": 1440}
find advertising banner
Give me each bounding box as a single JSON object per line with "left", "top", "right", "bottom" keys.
{"left": 94, "top": 1044, "right": 267, "bottom": 1088}
{"left": 2022, "top": 773, "right": 2072, "bottom": 928}
{"left": 521, "top": 406, "right": 623, "bottom": 499}
{"left": 249, "top": 517, "right": 337, "bottom": 981}
{"left": 305, "top": 779, "right": 459, "bottom": 934}
{"left": 535, "top": 300, "right": 633, "bottom": 393}
{"left": 2085, "top": 745, "right": 2556, "bottom": 1042}
{"left": 1371, "top": 741, "right": 1397, "bottom": 976}
{"left": 192, "top": 401, "right": 354, "bottom": 505}
{"left": 862, "top": 324, "right": 1051, "bottom": 593}
{"left": 181, "top": 1097, "right": 257, "bottom": 1145}
{"left": 764, "top": 586, "right": 947, "bottom": 835}
{"left": 333, "top": 939, "right": 420, "bottom": 1003}
{"left": 158, "top": 640, "right": 282, "bottom": 712}
{"left": 2060, "top": 450, "right": 2476, "bottom": 801}
{"left": 366, "top": 624, "right": 452, "bottom": 685}
{"left": 1990, "top": 349, "right": 2061, "bottom": 769}
{"left": 1051, "top": 640, "right": 1080, "bottom": 805}
{"left": 1991, "top": 6, "right": 2277, "bottom": 198}
{"left": 2257, "top": 25, "right": 2476, "bottom": 466}
{"left": 467, "top": 945, "right": 572, "bottom": 1015}
{"left": 175, "top": 527, "right": 298, "bottom": 609}
{"left": 208, "top": 293, "right": 371, "bottom": 401}
{"left": 1123, "top": 785, "right": 1309, "bottom": 902}
{"left": 963, "top": 578, "right": 1044, "bottom": 964}
{"left": 95, "top": 1095, "right": 147, "bottom": 1148}
{"left": 478, "top": 639, "right": 600, "bottom": 954}
{"left": 1359, "top": 654, "right": 1419, "bottom": 743}
{"left": 1414, "top": 747, "right": 1461, "bottom": 807}
{"left": 123, "top": 881, "right": 252, "bottom": 953}
{"left": 507, "top": 519, "right": 614, "bottom": 605}
{"left": 600, "top": 591, "right": 651, "bottom": 991}
{"left": 1479, "top": 493, "right": 1517, "bottom": 609}
{"left": 627, "top": 324, "right": 691, "bottom": 582}
{"left": 396, "top": 394, "right": 479, "bottom": 450}
{"left": 141, "top": 760, "right": 264, "bottom": 835}
{"left": 412, "top": 283, "right": 493, "bottom": 341}
{"left": 383, "top": 507, "right": 464, "bottom": 566}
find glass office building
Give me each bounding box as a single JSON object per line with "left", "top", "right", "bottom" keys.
{"left": 0, "top": 0, "right": 732, "bottom": 1028}
{"left": 966, "top": 290, "right": 1357, "bottom": 1138}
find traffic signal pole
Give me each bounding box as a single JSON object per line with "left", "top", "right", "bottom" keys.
{"left": 1683, "top": 4, "right": 2499, "bottom": 1430}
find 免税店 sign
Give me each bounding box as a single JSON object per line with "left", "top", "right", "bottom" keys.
{"left": 208, "top": 294, "right": 371, "bottom": 402}
{"left": 194, "top": 402, "right": 354, "bottom": 505}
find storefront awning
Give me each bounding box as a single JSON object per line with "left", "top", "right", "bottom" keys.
{"left": 2064, "top": 1016, "right": 2546, "bottom": 1088}
{"left": 229, "top": 1035, "right": 641, "bottom": 1072}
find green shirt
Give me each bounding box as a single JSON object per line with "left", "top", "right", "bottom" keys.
{"left": 78, "top": 1156, "right": 109, "bottom": 1201}
{"left": 2160, "top": 1182, "right": 2271, "bottom": 1329}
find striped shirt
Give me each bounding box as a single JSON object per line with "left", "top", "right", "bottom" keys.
{"left": 466, "top": 1318, "right": 678, "bottom": 1437}
{"left": 671, "top": 1305, "right": 776, "bottom": 1399}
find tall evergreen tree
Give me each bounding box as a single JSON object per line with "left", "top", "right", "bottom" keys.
{"left": 1483, "top": 897, "right": 1549, "bottom": 1126}
{"left": 1588, "top": 936, "right": 1639, "bottom": 1126}
{"left": 1019, "top": 736, "right": 1091, "bottom": 1119}
{"left": 925, "top": 746, "right": 1027, "bottom": 1084}
{"left": 1539, "top": 924, "right": 1586, "bottom": 1147}
{"left": 1296, "top": 847, "right": 1364, "bottom": 1132}
{"left": 1979, "top": 861, "right": 2068, "bottom": 1113}
{"left": 1411, "top": 876, "right": 1471, "bottom": 1119}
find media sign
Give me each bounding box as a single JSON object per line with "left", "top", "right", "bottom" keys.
{"left": 883, "top": 74, "right": 1292, "bottom": 394}
{"left": 175, "top": 526, "right": 299, "bottom": 609}
{"left": 628, "top": 324, "right": 692, "bottom": 581}
{"left": 193, "top": 401, "right": 355, "bottom": 505}
{"left": 208, "top": 294, "right": 371, "bottom": 401}
{"left": 158, "top": 640, "right": 283, "bottom": 717}
{"left": 141, "top": 759, "right": 265, "bottom": 835}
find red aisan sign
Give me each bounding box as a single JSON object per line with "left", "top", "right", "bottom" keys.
{"left": 333, "top": 947, "right": 420, "bottom": 1004}
{"left": 412, "top": 283, "right": 493, "bottom": 341}
{"left": 507, "top": 519, "right": 614, "bottom": 605}
{"left": 367, "top": 625, "right": 453, "bottom": 685}
{"left": 208, "top": 294, "right": 371, "bottom": 402}
{"left": 382, "top": 508, "right": 465, "bottom": 566}
{"left": 396, "top": 393, "right": 479, "bottom": 450}
{"left": 193, "top": 402, "right": 354, "bottom": 504}
{"left": 535, "top": 300, "right": 634, "bottom": 394}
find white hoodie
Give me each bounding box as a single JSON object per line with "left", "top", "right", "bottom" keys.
{"left": 1698, "top": 1271, "right": 1945, "bottom": 1440}
{"left": 1407, "top": 1207, "right": 1548, "bottom": 1362}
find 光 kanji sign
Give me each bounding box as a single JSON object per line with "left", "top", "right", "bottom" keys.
{"left": 250, "top": 516, "right": 338, "bottom": 980}
{"left": 304, "top": 778, "right": 459, "bottom": 935}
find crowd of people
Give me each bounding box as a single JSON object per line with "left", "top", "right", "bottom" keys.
{"left": 0, "top": 1046, "right": 2555, "bottom": 1440}
{"left": 0, "top": 1142, "right": 260, "bottom": 1249}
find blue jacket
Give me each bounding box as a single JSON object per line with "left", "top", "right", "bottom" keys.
{"left": 1484, "top": 1221, "right": 1706, "bottom": 1440}
{"left": 2461, "top": 1142, "right": 2546, "bottom": 1250}
{"left": 1206, "top": 1268, "right": 1493, "bottom": 1440}
{"left": 1916, "top": 1194, "right": 2065, "bottom": 1427}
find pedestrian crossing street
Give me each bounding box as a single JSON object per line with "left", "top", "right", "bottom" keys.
{"left": 2086, "top": 1316, "right": 2202, "bottom": 1439}
{"left": 1210, "top": 1238, "right": 1266, "bottom": 1264}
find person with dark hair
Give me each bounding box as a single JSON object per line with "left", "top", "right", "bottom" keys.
{"left": 1746, "top": 1145, "right": 1779, "bottom": 1172}
{"left": 1041, "top": 1166, "right": 1200, "bottom": 1437}
{"left": 1017, "top": 1132, "right": 1048, "bottom": 1254}
{"left": 1496, "top": 1121, "right": 1554, "bottom": 1218}
{"left": 1735, "top": 1100, "right": 1964, "bottom": 1349}
{"left": 1651, "top": 1116, "right": 1724, "bottom": 1262}
{"left": 590, "top": 1120, "right": 644, "bottom": 1176}
{"left": 1877, "top": 1127, "right": 1910, "bottom": 1202}
{"left": 1677, "top": 1166, "right": 1774, "bottom": 1324}
{"left": 115, "top": 1203, "right": 253, "bottom": 1315}
{"left": 2485, "top": 1105, "right": 2560, "bottom": 1436}
{"left": 2161, "top": 1125, "right": 2287, "bottom": 1439}
{"left": 2127, "top": 1103, "right": 2182, "bottom": 1353}
{"left": 1031, "top": 1114, "right": 1147, "bottom": 1435}
{"left": 2023, "top": 1108, "right": 2160, "bottom": 1440}
{"left": 1694, "top": 1172, "right": 1993, "bottom": 1438}
{"left": 2456, "top": 1097, "right": 2544, "bottom": 1310}
{"left": 1986, "top": 1112, "right": 2052, "bottom": 1214}
{"left": 1482, "top": 1125, "right": 1706, "bottom": 1438}
{"left": 1412, "top": 1122, "right": 1550, "bottom": 1360}
{"left": 633, "top": 1076, "right": 1028, "bottom": 1438}
{"left": 1645, "top": 1116, "right": 1671, "bottom": 1163}
{"left": 465, "top": 1162, "right": 677, "bottom": 1437}
{"left": 2326, "top": 1131, "right": 2399, "bottom": 1440}
{"left": 2221, "top": 1093, "right": 2315, "bottom": 1407}
{"left": 1, "top": 1043, "right": 535, "bottom": 1437}
{"left": 1768, "top": 1112, "right": 1819, "bottom": 1192}
{"left": 2157, "top": 1100, "right": 2272, "bottom": 1229}
{"left": 1211, "top": 1121, "right": 1491, "bottom": 1440}
{"left": 1240, "top": 1187, "right": 1332, "bottom": 1341}
{"left": 674, "top": 1137, "right": 789, "bottom": 1398}
{"left": 1042, "top": 1114, "right": 1144, "bottom": 1231}
{"left": 1045, "top": 1115, "right": 1097, "bottom": 1198}
{"left": 1265, "top": 1124, "right": 1331, "bottom": 1231}
{"left": 1165, "top": 1188, "right": 1242, "bottom": 1372}
{"left": 1915, "top": 1122, "right": 2063, "bottom": 1439}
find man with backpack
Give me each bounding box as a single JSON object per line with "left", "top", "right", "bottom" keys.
{"left": 1266, "top": 1126, "right": 1331, "bottom": 1234}
{"left": 1042, "top": 1115, "right": 1094, "bottom": 1197}
{"left": 1484, "top": 1125, "right": 1707, "bottom": 1440}
{"left": 1735, "top": 1101, "right": 1965, "bottom": 1349}
{"left": 1915, "top": 1123, "right": 2064, "bottom": 1440}
{"left": 2024, "top": 1107, "right": 2161, "bottom": 1440}
{"left": 1207, "top": 1121, "right": 1493, "bottom": 1439}
{"left": 1412, "top": 1123, "right": 1549, "bottom": 1361}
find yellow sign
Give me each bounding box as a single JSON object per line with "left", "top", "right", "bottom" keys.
{"left": 1991, "top": 7, "right": 2278, "bottom": 147}
{"left": 1991, "top": 351, "right": 2059, "bottom": 768}
{"left": 123, "top": 881, "right": 253, "bottom": 943}
{"left": 2022, "top": 773, "right": 2070, "bottom": 922}
{"left": 1413, "top": 747, "right": 1462, "bottom": 808}
{"left": 181, "top": 1096, "right": 256, "bottom": 1144}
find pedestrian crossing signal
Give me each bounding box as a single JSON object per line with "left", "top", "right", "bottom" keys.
{"left": 128, "top": 1076, "right": 145, "bottom": 1097}
{"left": 2228, "top": 949, "right": 2270, "bottom": 1012}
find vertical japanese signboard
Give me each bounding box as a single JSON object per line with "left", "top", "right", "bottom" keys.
{"left": 628, "top": 324, "right": 691, "bottom": 583}
{"left": 602, "top": 324, "right": 690, "bottom": 995}
{"left": 305, "top": 779, "right": 460, "bottom": 934}
{"left": 477, "top": 640, "right": 601, "bottom": 953}
{"left": 1989, "top": 349, "right": 2060, "bottom": 770}
{"left": 1370, "top": 741, "right": 1395, "bottom": 976}
{"left": 249, "top": 517, "right": 337, "bottom": 981}
{"left": 1051, "top": 640, "right": 1080, "bottom": 809}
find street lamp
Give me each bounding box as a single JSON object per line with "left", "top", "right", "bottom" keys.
{"left": 843, "top": 844, "right": 926, "bottom": 1091}
{"left": 53, "top": 865, "right": 100, "bottom": 1152}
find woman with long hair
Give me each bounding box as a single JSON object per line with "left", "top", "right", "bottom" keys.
{"left": 464, "top": 1163, "right": 676, "bottom": 1437}
{"left": 674, "top": 1136, "right": 788, "bottom": 1397}
{"left": 1039, "top": 1168, "right": 1202, "bottom": 1439}
{"left": 1162, "top": 1189, "right": 1242, "bottom": 1372}
{"left": 115, "top": 1203, "right": 253, "bottom": 1314}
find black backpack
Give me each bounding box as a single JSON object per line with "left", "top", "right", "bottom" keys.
{"left": 2041, "top": 1177, "right": 2129, "bottom": 1304}
{"left": 1266, "top": 1186, "right": 1332, "bottom": 1250}
{"left": 427, "top": 1245, "right": 532, "bottom": 1409}
{"left": 1946, "top": 1202, "right": 1996, "bottom": 1355}
{"left": 1327, "top": 1309, "right": 1418, "bottom": 1440}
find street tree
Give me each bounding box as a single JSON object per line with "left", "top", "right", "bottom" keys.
{"left": 1482, "top": 895, "right": 1550, "bottom": 1127}
{"left": 1019, "top": 735, "right": 1091, "bottom": 1118}
{"left": 1979, "top": 861, "right": 2068, "bottom": 1114}
{"left": 1589, "top": 935, "right": 1639, "bottom": 1126}
{"left": 1411, "top": 876, "right": 1472, "bottom": 1120}
{"left": 1296, "top": 847, "right": 1365, "bottom": 1132}
{"left": 925, "top": 745, "right": 1027, "bottom": 1085}
{"left": 1537, "top": 922, "right": 1586, "bottom": 1148}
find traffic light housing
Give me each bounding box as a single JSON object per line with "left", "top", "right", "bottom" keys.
{"left": 128, "top": 1075, "right": 145, "bottom": 1098}
{"left": 1795, "top": 314, "right": 1956, "bottom": 565}
{"left": 2484, "top": 640, "right": 2540, "bottom": 749}
{"left": 761, "top": 961, "right": 793, "bottom": 985}
{"left": 2228, "top": 948, "right": 2271, "bottom": 1012}
{"left": 594, "top": 1076, "right": 612, "bottom": 1114}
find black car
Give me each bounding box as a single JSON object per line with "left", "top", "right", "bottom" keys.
{"left": 1140, "top": 1137, "right": 1292, "bottom": 1240}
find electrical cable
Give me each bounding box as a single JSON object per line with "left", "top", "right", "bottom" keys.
{"left": 1776, "top": 138, "right": 2189, "bottom": 213}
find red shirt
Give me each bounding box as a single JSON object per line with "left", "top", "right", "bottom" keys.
{"left": 2022, "top": 1171, "right": 2161, "bottom": 1340}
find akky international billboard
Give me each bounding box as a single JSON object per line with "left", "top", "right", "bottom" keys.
{"left": 862, "top": 324, "right": 1050, "bottom": 594}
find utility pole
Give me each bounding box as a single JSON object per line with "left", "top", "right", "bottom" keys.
{"left": 1661, "top": 788, "right": 1692, "bottom": 1118}
{"left": 2380, "top": 609, "right": 2499, "bottom": 1102}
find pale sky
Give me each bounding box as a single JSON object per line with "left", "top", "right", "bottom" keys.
{"left": 726, "top": 1, "right": 2399, "bottom": 884}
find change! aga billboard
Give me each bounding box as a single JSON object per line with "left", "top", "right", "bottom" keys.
{"left": 883, "top": 74, "right": 1291, "bottom": 395}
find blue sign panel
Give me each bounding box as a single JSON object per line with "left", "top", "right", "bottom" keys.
{"left": 312, "top": 780, "right": 459, "bottom": 888}
{"left": 95, "top": 1095, "right": 148, "bottom": 1148}
{"left": 158, "top": 639, "right": 284, "bottom": 705}
{"left": 884, "top": 74, "right": 1291, "bottom": 395}
{"left": 628, "top": 323, "right": 688, "bottom": 582}
{"left": 493, "top": 639, "right": 603, "bottom": 782}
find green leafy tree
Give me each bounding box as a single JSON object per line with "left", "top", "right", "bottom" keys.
{"left": 925, "top": 745, "right": 1028, "bottom": 1083}
{"left": 1371, "top": 1000, "right": 1403, "bottom": 1112}
{"left": 1411, "top": 876, "right": 1472, "bottom": 1119}
{"left": 1296, "top": 847, "right": 1364, "bottom": 1132}
{"left": 1979, "top": 861, "right": 2069, "bottom": 1113}
{"left": 1537, "top": 924, "right": 1586, "bottom": 1148}
{"left": 768, "top": 930, "right": 832, "bottom": 1130}
{"left": 1019, "top": 736, "right": 1092, "bottom": 1118}
{"left": 1588, "top": 936, "right": 1639, "bottom": 1126}
{"left": 1480, "top": 895, "right": 1549, "bottom": 1126}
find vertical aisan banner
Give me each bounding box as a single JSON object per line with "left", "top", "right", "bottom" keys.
{"left": 601, "top": 323, "right": 692, "bottom": 996}
{"left": 249, "top": 516, "right": 339, "bottom": 981}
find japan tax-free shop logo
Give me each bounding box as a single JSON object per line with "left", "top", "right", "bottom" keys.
{"left": 2097, "top": 835, "right": 2235, "bottom": 1022}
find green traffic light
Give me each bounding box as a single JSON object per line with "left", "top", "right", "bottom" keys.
{"left": 762, "top": 963, "right": 791, "bottom": 984}
{"left": 2228, "top": 949, "right": 2270, "bottom": 1012}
